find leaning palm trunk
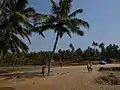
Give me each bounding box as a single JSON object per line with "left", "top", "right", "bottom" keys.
{"left": 47, "top": 32, "right": 59, "bottom": 76}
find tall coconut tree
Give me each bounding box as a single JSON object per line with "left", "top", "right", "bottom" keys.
{"left": 92, "top": 41, "right": 98, "bottom": 60}
{"left": 69, "top": 43, "right": 75, "bottom": 52}
{"left": 0, "top": 0, "right": 44, "bottom": 55}
{"left": 69, "top": 43, "right": 75, "bottom": 60}
{"left": 99, "top": 42, "right": 105, "bottom": 60}
{"left": 33, "top": 0, "right": 89, "bottom": 76}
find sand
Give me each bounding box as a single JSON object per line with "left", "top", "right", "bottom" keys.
{"left": 0, "top": 64, "right": 120, "bottom": 90}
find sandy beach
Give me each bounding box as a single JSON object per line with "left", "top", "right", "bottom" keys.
{"left": 0, "top": 64, "right": 120, "bottom": 90}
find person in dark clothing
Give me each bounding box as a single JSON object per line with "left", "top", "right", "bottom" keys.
{"left": 42, "top": 64, "right": 46, "bottom": 77}
{"left": 60, "top": 60, "right": 63, "bottom": 67}
{"left": 90, "top": 62, "right": 93, "bottom": 72}
{"left": 87, "top": 63, "right": 90, "bottom": 72}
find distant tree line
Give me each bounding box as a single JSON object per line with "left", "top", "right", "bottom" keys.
{"left": 0, "top": 42, "right": 120, "bottom": 66}
{"left": 0, "top": 0, "right": 118, "bottom": 76}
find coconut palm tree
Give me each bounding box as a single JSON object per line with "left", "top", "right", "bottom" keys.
{"left": 69, "top": 43, "right": 75, "bottom": 52}
{"left": 33, "top": 0, "right": 89, "bottom": 76}
{"left": 99, "top": 42, "right": 105, "bottom": 59}
{"left": 92, "top": 41, "right": 98, "bottom": 60}
{"left": 0, "top": 0, "right": 44, "bottom": 55}
{"left": 69, "top": 43, "right": 75, "bottom": 60}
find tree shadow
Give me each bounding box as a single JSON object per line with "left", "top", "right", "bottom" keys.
{"left": 0, "top": 87, "right": 15, "bottom": 90}
{"left": 0, "top": 72, "right": 43, "bottom": 81}
{"left": 83, "top": 71, "right": 91, "bottom": 74}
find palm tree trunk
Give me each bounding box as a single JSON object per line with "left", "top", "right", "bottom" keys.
{"left": 94, "top": 47, "right": 96, "bottom": 60}
{"left": 47, "top": 32, "right": 59, "bottom": 76}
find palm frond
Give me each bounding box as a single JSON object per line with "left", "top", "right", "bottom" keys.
{"left": 76, "top": 29, "right": 84, "bottom": 36}
{"left": 59, "top": 0, "right": 72, "bottom": 14}
{"left": 11, "top": 34, "right": 29, "bottom": 52}
{"left": 12, "top": 12, "right": 34, "bottom": 30}
{"left": 0, "top": 0, "right": 34, "bottom": 54}
{"left": 68, "top": 25, "right": 84, "bottom": 36}
{"left": 24, "top": 7, "right": 36, "bottom": 13}
{"left": 33, "top": 14, "right": 53, "bottom": 26}
{"left": 59, "top": 0, "right": 62, "bottom": 5}
{"left": 68, "top": 18, "right": 89, "bottom": 28}
{"left": 59, "top": 32, "right": 63, "bottom": 38}
{"left": 23, "top": 7, "right": 36, "bottom": 18}
{"left": 31, "top": 24, "right": 55, "bottom": 32}
{"left": 31, "top": 24, "right": 57, "bottom": 38}
{"left": 15, "top": 0, "right": 28, "bottom": 11}
{"left": 17, "top": 27, "right": 31, "bottom": 44}
{"left": 75, "top": 18, "right": 89, "bottom": 28}
{"left": 31, "top": 24, "right": 55, "bottom": 38}
{"left": 51, "top": 0, "right": 59, "bottom": 14}
{"left": 69, "top": 9, "right": 83, "bottom": 17}
{"left": 13, "top": 11, "right": 28, "bottom": 22}
{"left": 65, "top": 18, "right": 85, "bottom": 36}
{"left": 10, "top": 17, "right": 32, "bottom": 44}
{"left": 59, "top": 26, "right": 72, "bottom": 38}
{"left": 0, "top": 31, "right": 29, "bottom": 53}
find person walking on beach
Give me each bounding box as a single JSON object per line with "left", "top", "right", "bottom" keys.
{"left": 87, "top": 62, "right": 90, "bottom": 72}
{"left": 60, "top": 60, "right": 63, "bottom": 67}
{"left": 90, "top": 62, "right": 93, "bottom": 72}
{"left": 42, "top": 64, "right": 46, "bottom": 77}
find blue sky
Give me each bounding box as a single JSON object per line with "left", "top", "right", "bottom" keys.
{"left": 26, "top": 0, "right": 120, "bottom": 52}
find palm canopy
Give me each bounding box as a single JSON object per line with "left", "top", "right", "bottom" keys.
{"left": 92, "top": 41, "right": 98, "bottom": 47}
{"left": 32, "top": 0, "right": 89, "bottom": 76}
{"left": 33, "top": 0, "right": 89, "bottom": 38}
{"left": 0, "top": 0, "right": 43, "bottom": 54}
{"left": 69, "top": 43, "right": 75, "bottom": 52}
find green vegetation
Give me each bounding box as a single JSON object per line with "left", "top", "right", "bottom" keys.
{"left": 0, "top": 42, "right": 120, "bottom": 67}
{"left": 0, "top": 66, "right": 41, "bottom": 73}
{"left": 32, "top": 0, "right": 89, "bottom": 76}
{"left": 0, "top": 0, "right": 34, "bottom": 53}
{"left": 99, "top": 67, "right": 120, "bottom": 72}
{"left": 1, "top": 0, "right": 120, "bottom": 76}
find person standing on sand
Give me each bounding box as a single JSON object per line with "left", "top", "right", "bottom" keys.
{"left": 60, "top": 60, "right": 63, "bottom": 67}
{"left": 87, "top": 62, "right": 90, "bottom": 72}
{"left": 90, "top": 62, "right": 93, "bottom": 72}
{"left": 42, "top": 64, "right": 46, "bottom": 77}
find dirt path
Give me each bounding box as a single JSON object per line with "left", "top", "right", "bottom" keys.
{"left": 0, "top": 64, "right": 120, "bottom": 90}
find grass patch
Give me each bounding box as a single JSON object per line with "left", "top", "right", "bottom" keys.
{"left": 0, "top": 66, "right": 41, "bottom": 74}
{"left": 98, "top": 67, "right": 120, "bottom": 72}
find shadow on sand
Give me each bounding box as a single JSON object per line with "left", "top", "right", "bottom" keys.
{"left": 0, "top": 87, "right": 15, "bottom": 90}
{"left": 0, "top": 72, "right": 43, "bottom": 81}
